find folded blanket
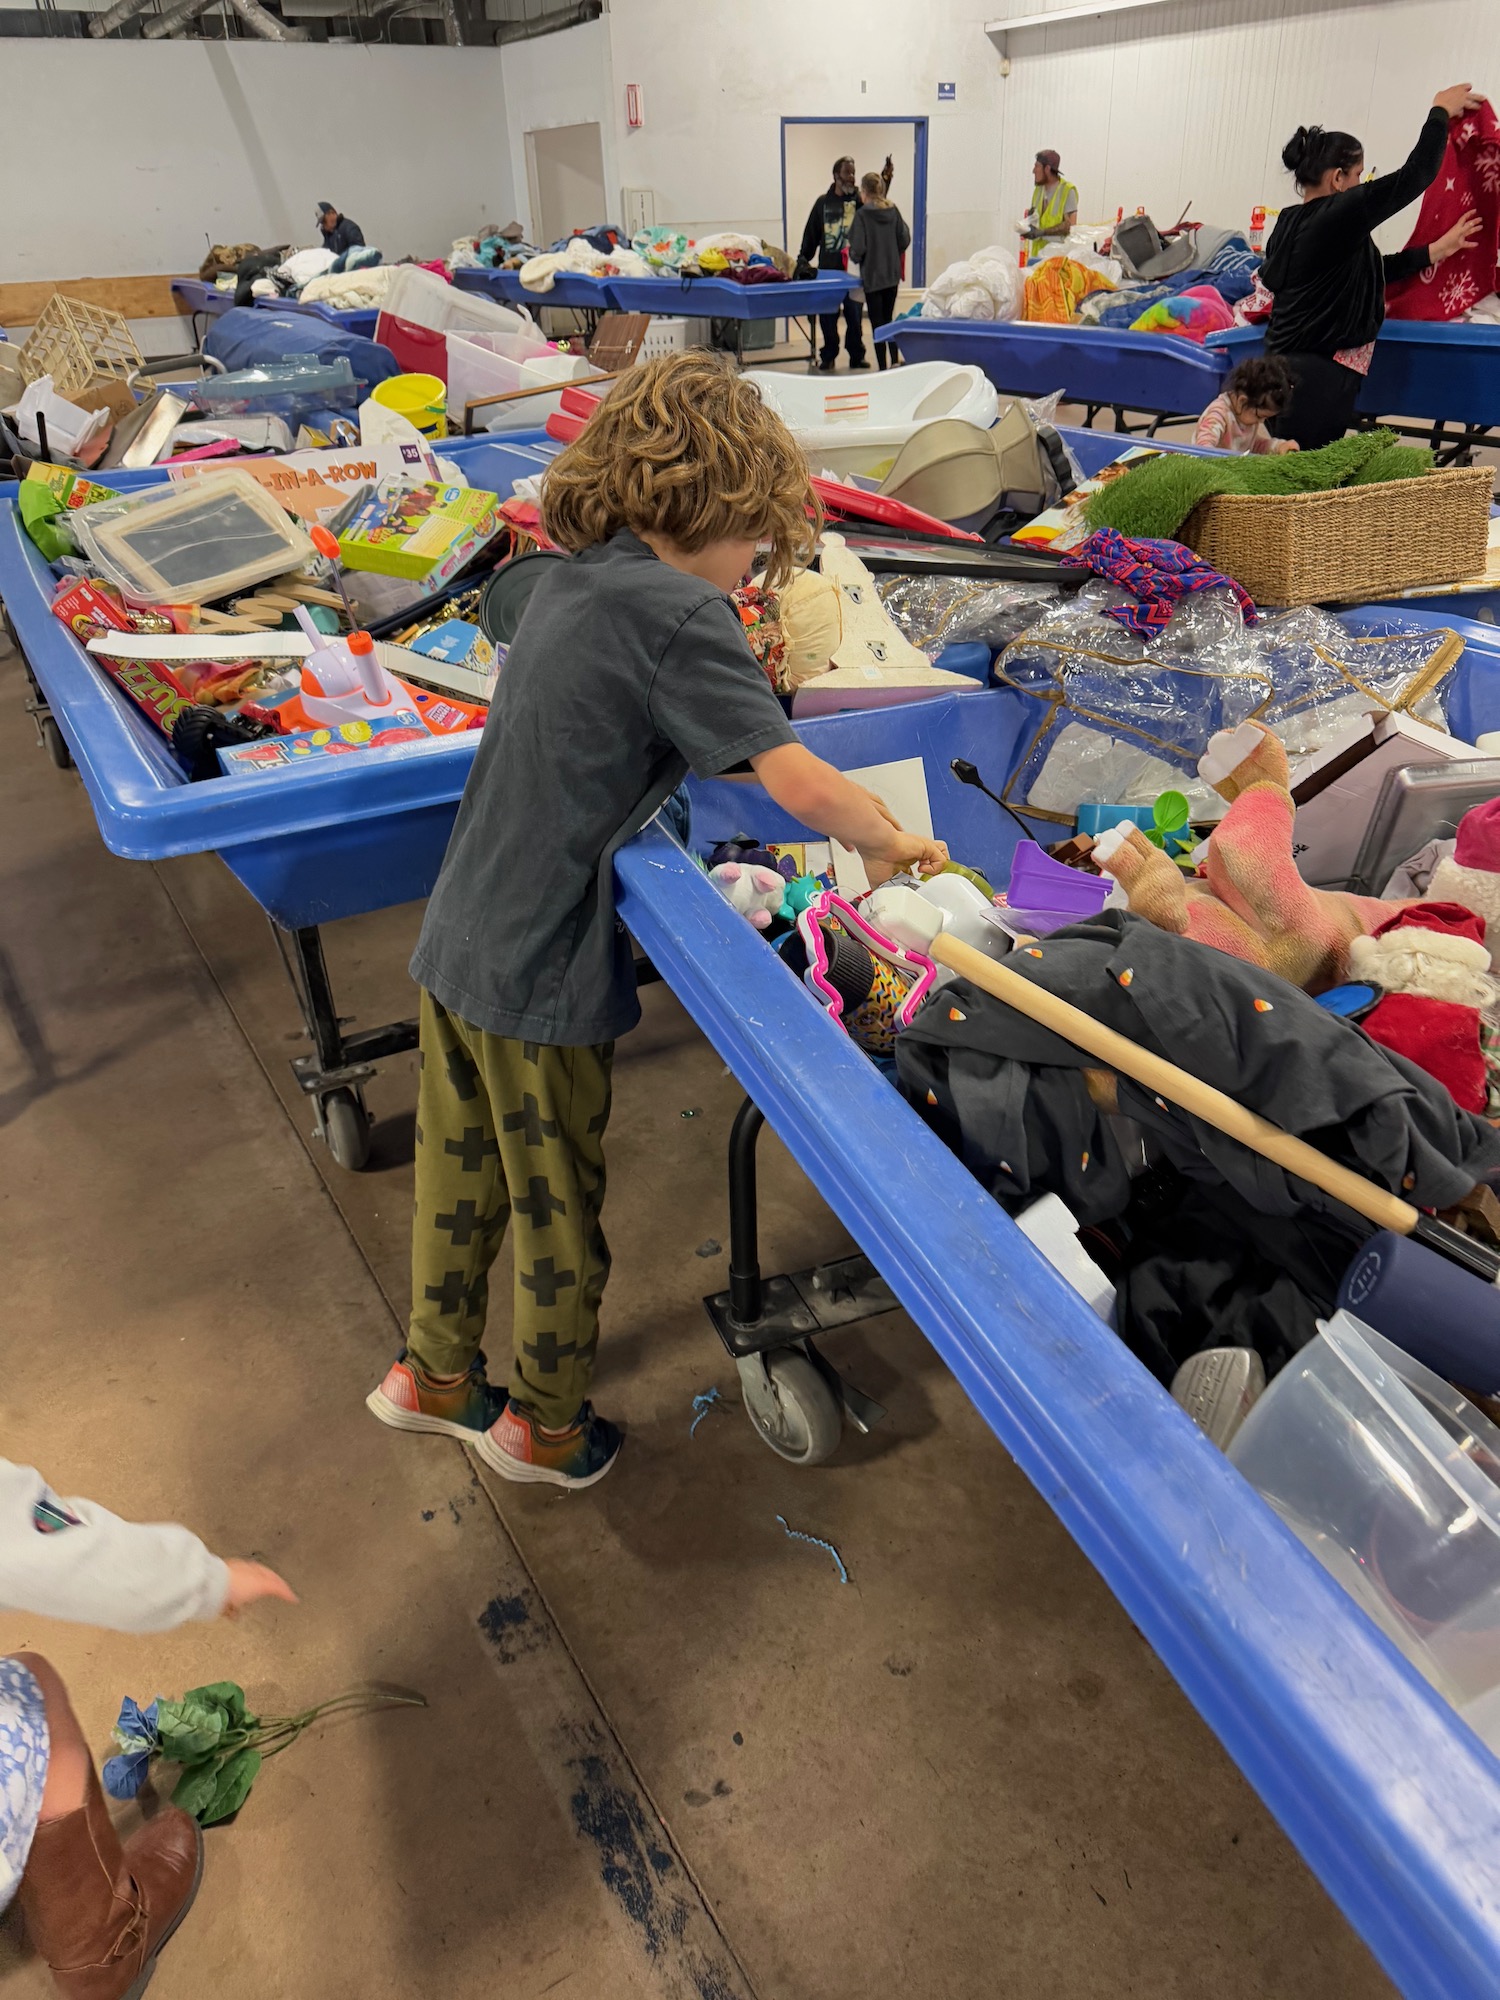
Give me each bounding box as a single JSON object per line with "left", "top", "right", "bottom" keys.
{"left": 1084, "top": 429, "right": 1434, "bottom": 539}
{"left": 1129, "top": 283, "right": 1235, "bottom": 342}
{"left": 1020, "top": 255, "right": 1114, "bottom": 324}
{"left": 300, "top": 264, "right": 394, "bottom": 311}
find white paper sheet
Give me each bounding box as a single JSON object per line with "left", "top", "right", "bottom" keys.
{"left": 829, "top": 756, "right": 934, "bottom": 896}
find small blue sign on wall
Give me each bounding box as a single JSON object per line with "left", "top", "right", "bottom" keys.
{"left": 937, "top": 81, "right": 956, "bottom": 102}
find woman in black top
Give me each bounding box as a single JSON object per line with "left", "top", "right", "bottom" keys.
{"left": 1263, "top": 82, "right": 1483, "bottom": 448}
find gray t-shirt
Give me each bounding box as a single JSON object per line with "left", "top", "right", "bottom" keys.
{"left": 411, "top": 530, "right": 796, "bottom": 1045}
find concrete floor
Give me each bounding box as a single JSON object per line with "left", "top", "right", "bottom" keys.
{"left": 0, "top": 630, "right": 1392, "bottom": 1999}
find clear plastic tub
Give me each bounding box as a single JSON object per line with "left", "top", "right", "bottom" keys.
{"left": 189, "top": 358, "right": 357, "bottom": 426}
{"left": 1229, "top": 1311, "right": 1500, "bottom": 1749}
{"left": 381, "top": 265, "right": 533, "bottom": 340}
{"left": 445, "top": 331, "right": 593, "bottom": 433}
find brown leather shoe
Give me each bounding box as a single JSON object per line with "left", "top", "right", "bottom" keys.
{"left": 18, "top": 1762, "right": 204, "bottom": 1999}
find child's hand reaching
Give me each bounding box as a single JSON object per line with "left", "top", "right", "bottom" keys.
{"left": 858, "top": 827, "right": 950, "bottom": 886}
{"left": 222, "top": 1558, "right": 298, "bottom": 1617}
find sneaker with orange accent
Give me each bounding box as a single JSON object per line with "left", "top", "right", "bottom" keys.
{"left": 474, "top": 1399, "right": 622, "bottom": 1489}
{"left": 366, "top": 1350, "right": 508, "bottom": 1439}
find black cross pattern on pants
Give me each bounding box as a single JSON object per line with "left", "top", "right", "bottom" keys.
{"left": 520, "top": 1257, "right": 576, "bottom": 1308}
{"left": 503, "top": 1095, "right": 559, "bottom": 1148}
{"left": 513, "top": 1176, "right": 565, "bottom": 1229}
{"left": 444, "top": 1044, "right": 481, "bottom": 1101}
{"left": 424, "top": 1268, "right": 486, "bottom": 1316}
{"left": 523, "top": 1331, "right": 577, "bottom": 1374}
{"left": 445, "top": 1127, "right": 500, "bottom": 1173}
{"left": 434, "top": 1198, "right": 505, "bottom": 1246}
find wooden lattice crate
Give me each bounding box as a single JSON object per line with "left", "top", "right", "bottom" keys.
{"left": 18, "top": 295, "right": 144, "bottom": 402}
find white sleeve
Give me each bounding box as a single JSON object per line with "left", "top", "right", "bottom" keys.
{"left": 0, "top": 1461, "right": 229, "bottom": 1635}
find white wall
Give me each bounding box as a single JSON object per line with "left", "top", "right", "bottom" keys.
{"left": 993, "top": 0, "right": 1496, "bottom": 249}
{"left": 0, "top": 41, "right": 515, "bottom": 282}
{"left": 499, "top": 16, "right": 615, "bottom": 243}
{"left": 604, "top": 0, "right": 1008, "bottom": 275}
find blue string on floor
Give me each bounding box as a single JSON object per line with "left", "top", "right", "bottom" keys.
{"left": 690, "top": 1387, "right": 726, "bottom": 1436}
{"left": 776, "top": 1514, "right": 850, "bottom": 1584}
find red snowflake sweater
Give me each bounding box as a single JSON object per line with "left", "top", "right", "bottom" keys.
{"left": 1386, "top": 98, "right": 1500, "bottom": 321}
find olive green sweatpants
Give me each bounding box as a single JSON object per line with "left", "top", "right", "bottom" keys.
{"left": 407, "top": 989, "right": 613, "bottom": 1429}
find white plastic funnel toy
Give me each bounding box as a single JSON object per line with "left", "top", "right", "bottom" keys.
{"left": 293, "top": 608, "right": 405, "bottom": 727}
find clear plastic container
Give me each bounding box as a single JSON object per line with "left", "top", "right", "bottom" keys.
{"left": 445, "top": 332, "right": 594, "bottom": 434}
{"left": 189, "top": 359, "right": 357, "bottom": 427}
{"left": 382, "top": 265, "right": 533, "bottom": 340}
{"left": 1229, "top": 1311, "right": 1500, "bottom": 1748}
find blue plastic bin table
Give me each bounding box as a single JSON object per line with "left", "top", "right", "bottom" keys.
{"left": 7, "top": 434, "right": 1500, "bottom": 1992}
{"left": 1208, "top": 319, "right": 1500, "bottom": 463}
{"left": 604, "top": 270, "right": 857, "bottom": 364}
{"left": 455, "top": 265, "right": 856, "bottom": 365}
{"left": 0, "top": 432, "right": 550, "bottom": 1166}
{"left": 453, "top": 266, "right": 615, "bottom": 338}
{"left": 171, "top": 278, "right": 380, "bottom": 348}
{"left": 884, "top": 317, "right": 1230, "bottom": 432}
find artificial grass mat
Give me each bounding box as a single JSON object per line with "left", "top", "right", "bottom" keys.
{"left": 1083, "top": 428, "right": 1434, "bottom": 540}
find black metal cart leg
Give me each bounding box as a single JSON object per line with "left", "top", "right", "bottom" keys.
{"left": 272, "top": 921, "right": 419, "bottom": 1171}
{"left": 727, "top": 1098, "right": 767, "bottom": 1327}
{"left": 704, "top": 1093, "right": 892, "bottom": 1462}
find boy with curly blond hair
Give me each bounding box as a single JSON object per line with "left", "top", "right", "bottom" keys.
{"left": 368, "top": 353, "right": 946, "bottom": 1488}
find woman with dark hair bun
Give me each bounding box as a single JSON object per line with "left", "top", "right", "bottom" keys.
{"left": 1262, "top": 82, "right": 1484, "bottom": 447}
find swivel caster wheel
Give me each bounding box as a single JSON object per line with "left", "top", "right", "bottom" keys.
{"left": 318, "top": 1086, "right": 371, "bottom": 1171}
{"left": 41, "top": 717, "right": 73, "bottom": 771}
{"left": 737, "top": 1345, "right": 843, "bottom": 1466}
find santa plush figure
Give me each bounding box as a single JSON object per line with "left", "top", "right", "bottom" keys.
{"left": 1428, "top": 796, "right": 1500, "bottom": 958}
{"left": 1349, "top": 902, "right": 1496, "bottom": 1114}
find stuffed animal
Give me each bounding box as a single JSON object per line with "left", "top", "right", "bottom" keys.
{"left": 709, "top": 861, "right": 785, "bottom": 931}
{"left": 1092, "top": 720, "right": 1403, "bottom": 993}
{"left": 1429, "top": 797, "right": 1500, "bottom": 960}
{"left": 1349, "top": 903, "right": 1496, "bottom": 1114}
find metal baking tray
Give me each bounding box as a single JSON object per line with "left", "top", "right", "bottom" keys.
{"left": 1349, "top": 760, "right": 1500, "bottom": 896}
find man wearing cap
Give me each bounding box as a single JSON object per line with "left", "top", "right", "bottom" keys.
{"left": 799, "top": 153, "right": 895, "bottom": 372}
{"left": 1023, "top": 152, "right": 1078, "bottom": 257}
{"left": 316, "top": 202, "right": 365, "bottom": 260}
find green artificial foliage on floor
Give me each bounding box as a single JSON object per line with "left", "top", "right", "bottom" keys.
{"left": 1083, "top": 429, "right": 1435, "bottom": 540}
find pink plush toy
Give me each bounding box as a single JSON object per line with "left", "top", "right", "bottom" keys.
{"left": 1092, "top": 721, "right": 1401, "bottom": 993}
{"left": 709, "top": 861, "right": 785, "bottom": 931}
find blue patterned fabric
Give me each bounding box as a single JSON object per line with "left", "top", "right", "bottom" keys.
{"left": 1095, "top": 237, "right": 1261, "bottom": 326}
{"left": 0, "top": 1656, "right": 49, "bottom": 1913}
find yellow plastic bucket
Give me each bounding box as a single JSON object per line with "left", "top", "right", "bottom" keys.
{"left": 371, "top": 372, "right": 448, "bottom": 439}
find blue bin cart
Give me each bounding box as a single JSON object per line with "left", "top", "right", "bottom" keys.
{"left": 885, "top": 317, "right": 1230, "bottom": 432}
{"left": 171, "top": 279, "right": 381, "bottom": 351}
{"left": 277, "top": 297, "right": 381, "bottom": 343}
{"left": 452, "top": 265, "right": 614, "bottom": 342}
{"left": 1208, "top": 320, "right": 1500, "bottom": 463}
{"left": 8, "top": 423, "right": 1500, "bottom": 1980}
{"left": 170, "top": 277, "right": 235, "bottom": 346}
{"left": 0, "top": 432, "right": 546, "bottom": 1167}
{"left": 604, "top": 270, "right": 856, "bottom": 365}
{"left": 615, "top": 775, "right": 1500, "bottom": 2000}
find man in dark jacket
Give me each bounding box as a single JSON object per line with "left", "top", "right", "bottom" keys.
{"left": 798, "top": 154, "right": 893, "bottom": 371}
{"left": 316, "top": 202, "right": 365, "bottom": 260}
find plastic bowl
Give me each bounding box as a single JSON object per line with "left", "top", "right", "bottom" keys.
{"left": 1229, "top": 1310, "right": 1500, "bottom": 1747}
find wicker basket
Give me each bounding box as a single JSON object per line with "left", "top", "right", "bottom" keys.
{"left": 1181, "top": 465, "right": 1494, "bottom": 606}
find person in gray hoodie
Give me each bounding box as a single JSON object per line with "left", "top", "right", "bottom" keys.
{"left": 848, "top": 172, "right": 912, "bottom": 370}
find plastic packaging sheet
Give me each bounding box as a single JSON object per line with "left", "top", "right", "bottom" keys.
{"left": 995, "top": 584, "right": 1459, "bottom": 819}
{"left": 876, "top": 573, "right": 1062, "bottom": 656}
